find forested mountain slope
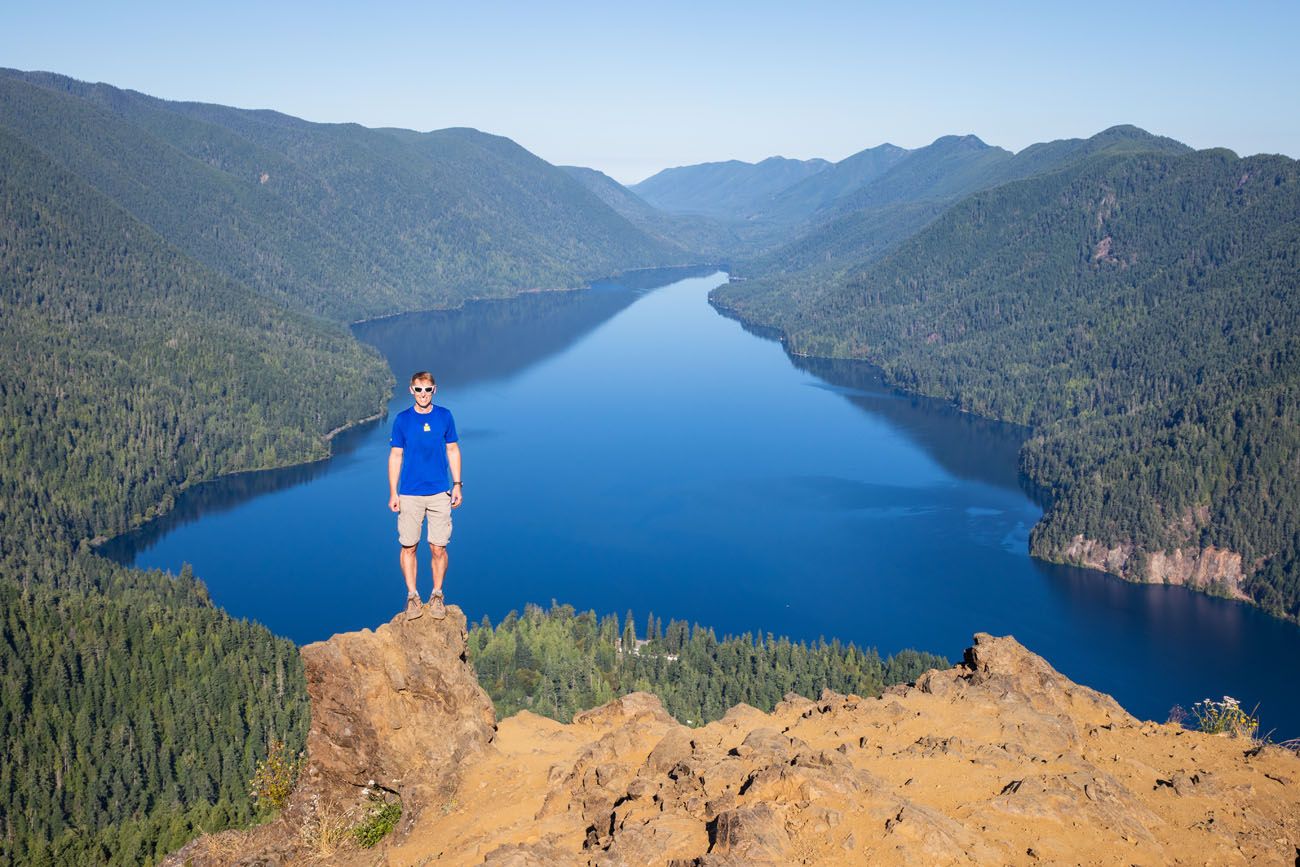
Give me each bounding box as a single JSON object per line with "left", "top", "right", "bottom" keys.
{"left": 819, "top": 134, "right": 1013, "bottom": 218}
{"left": 0, "top": 128, "right": 390, "bottom": 548}
{"left": 0, "top": 69, "right": 680, "bottom": 321}
{"left": 0, "top": 123, "right": 369, "bottom": 862}
{"left": 715, "top": 146, "right": 1300, "bottom": 620}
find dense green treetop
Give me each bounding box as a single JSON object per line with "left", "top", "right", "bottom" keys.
{"left": 0, "top": 576, "right": 308, "bottom": 866}
{"left": 469, "top": 602, "right": 948, "bottom": 725}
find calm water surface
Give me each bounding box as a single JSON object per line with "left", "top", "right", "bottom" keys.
{"left": 105, "top": 269, "right": 1300, "bottom": 737}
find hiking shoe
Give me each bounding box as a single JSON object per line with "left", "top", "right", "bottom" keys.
{"left": 428, "top": 589, "right": 447, "bottom": 620}
{"left": 405, "top": 593, "right": 424, "bottom": 621}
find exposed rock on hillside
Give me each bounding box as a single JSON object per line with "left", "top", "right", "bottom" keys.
{"left": 1062, "top": 535, "right": 1249, "bottom": 601}
{"left": 172, "top": 625, "right": 1299, "bottom": 865}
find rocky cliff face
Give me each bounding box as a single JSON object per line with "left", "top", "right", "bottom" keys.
{"left": 1061, "top": 534, "right": 1249, "bottom": 601}
{"left": 172, "top": 620, "right": 1299, "bottom": 866}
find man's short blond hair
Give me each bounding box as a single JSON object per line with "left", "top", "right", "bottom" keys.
{"left": 410, "top": 371, "right": 435, "bottom": 386}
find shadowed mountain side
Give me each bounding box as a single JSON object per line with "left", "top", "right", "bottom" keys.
{"left": 169, "top": 621, "right": 1300, "bottom": 865}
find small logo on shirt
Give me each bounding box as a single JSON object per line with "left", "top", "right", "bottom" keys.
{"left": 423, "top": 423, "right": 431, "bottom": 432}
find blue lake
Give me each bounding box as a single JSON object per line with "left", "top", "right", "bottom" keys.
{"left": 104, "top": 269, "right": 1300, "bottom": 737}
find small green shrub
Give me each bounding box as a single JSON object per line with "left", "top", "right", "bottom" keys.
{"left": 353, "top": 792, "right": 402, "bottom": 848}
{"left": 248, "top": 739, "right": 303, "bottom": 813}
{"left": 1191, "top": 696, "right": 1259, "bottom": 739}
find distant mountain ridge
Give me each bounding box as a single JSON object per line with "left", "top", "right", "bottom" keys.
{"left": 630, "top": 155, "right": 831, "bottom": 219}
{"left": 625, "top": 127, "right": 1195, "bottom": 238}
{"left": 743, "top": 125, "right": 1195, "bottom": 277}
{"left": 560, "top": 164, "right": 745, "bottom": 258}
{"left": 753, "top": 142, "right": 910, "bottom": 223}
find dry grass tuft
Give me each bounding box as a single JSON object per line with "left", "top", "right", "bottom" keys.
{"left": 297, "top": 796, "right": 357, "bottom": 861}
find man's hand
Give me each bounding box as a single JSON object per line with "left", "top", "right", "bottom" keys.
{"left": 450, "top": 484, "right": 463, "bottom": 508}
{"left": 389, "top": 493, "right": 401, "bottom": 512}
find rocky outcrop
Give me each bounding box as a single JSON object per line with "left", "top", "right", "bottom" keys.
{"left": 398, "top": 633, "right": 1297, "bottom": 866}
{"left": 1062, "top": 535, "right": 1249, "bottom": 601}
{"left": 173, "top": 628, "right": 1300, "bottom": 865}
{"left": 167, "top": 606, "right": 496, "bottom": 866}
{"left": 294, "top": 605, "right": 495, "bottom": 808}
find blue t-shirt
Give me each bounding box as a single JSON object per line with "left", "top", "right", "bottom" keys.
{"left": 390, "top": 405, "right": 458, "bottom": 495}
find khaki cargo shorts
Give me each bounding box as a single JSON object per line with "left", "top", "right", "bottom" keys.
{"left": 397, "top": 492, "right": 453, "bottom": 547}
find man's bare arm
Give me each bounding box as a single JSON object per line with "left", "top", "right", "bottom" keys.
{"left": 388, "top": 447, "right": 403, "bottom": 512}
{"left": 447, "top": 442, "right": 463, "bottom": 507}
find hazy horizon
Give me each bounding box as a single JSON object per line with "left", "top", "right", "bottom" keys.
{"left": 5, "top": 1, "right": 1298, "bottom": 183}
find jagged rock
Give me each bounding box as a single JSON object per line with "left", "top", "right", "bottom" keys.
{"left": 574, "top": 691, "right": 675, "bottom": 727}
{"left": 705, "top": 804, "right": 787, "bottom": 862}
{"left": 482, "top": 841, "right": 571, "bottom": 865}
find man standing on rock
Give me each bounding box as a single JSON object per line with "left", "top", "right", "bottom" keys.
{"left": 388, "top": 371, "right": 462, "bottom": 620}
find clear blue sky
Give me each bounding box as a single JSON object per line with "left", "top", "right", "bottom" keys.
{"left": 5, "top": 0, "right": 1297, "bottom": 183}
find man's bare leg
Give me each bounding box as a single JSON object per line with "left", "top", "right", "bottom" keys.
{"left": 430, "top": 544, "right": 448, "bottom": 593}
{"left": 401, "top": 544, "right": 422, "bottom": 619}
{"left": 429, "top": 544, "right": 448, "bottom": 619}
{"left": 401, "top": 545, "right": 420, "bottom": 594}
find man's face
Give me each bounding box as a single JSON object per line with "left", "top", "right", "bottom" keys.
{"left": 410, "top": 381, "right": 435, "bottom": 407}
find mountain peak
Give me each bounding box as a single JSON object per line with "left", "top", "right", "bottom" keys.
{"left": 928, "top": 133, "right": 993, "bottom": 151}
{"left": 1085, "top": 124, "right": 1193, "bottom": 154}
